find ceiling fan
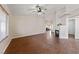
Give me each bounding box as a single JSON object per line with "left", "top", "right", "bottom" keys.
{"left": 29, "top": 4, "right": 47, "bottom": 15}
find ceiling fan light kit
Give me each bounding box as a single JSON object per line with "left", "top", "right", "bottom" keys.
{"left": 30, "top": 4, "right": 47, "bottom": 16}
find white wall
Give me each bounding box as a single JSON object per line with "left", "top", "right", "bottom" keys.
{"left": 75, "top": 17, "right": 79, "bottom": 39}
{"left": 68, "top": 19, "right": 75, "bottom": 35}
{"left": 12, "top": 15, "right": 46, "bottom": 38}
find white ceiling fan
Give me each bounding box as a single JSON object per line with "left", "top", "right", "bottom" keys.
{"left": 29, "top": 4, "right": 47, "bottom": 15}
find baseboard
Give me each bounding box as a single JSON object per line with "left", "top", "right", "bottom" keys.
{"left": 12, "top": 32, "right": 45, "bottom": 39}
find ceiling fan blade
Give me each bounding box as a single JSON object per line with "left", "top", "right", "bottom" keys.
{"left": 28, "top": 10, "right": 36, "bottom": 13}
{"left": 28, "top": 4, "right": 47, "bottom": 16}
{"left": 39, "top": 6, "right": 47, "bottom": 10}
{"left": 32, "top": 10, "right": 37, "bottom": 12}
{"left": 27, "top": 8, "right": 36, "bottom": 11}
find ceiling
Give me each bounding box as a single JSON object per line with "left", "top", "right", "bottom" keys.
{"left": 7, "top": 4, "right": 79, "bottom": 16}
{"left": 7, "top": 4, "right": 65, "bottom": 16}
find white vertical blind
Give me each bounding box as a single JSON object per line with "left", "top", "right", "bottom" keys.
{"left": 0, "top": 7, "right": 8, "bottom": 42}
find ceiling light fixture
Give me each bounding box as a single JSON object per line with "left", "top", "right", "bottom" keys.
{"left": 29, "top": 4, "right": 47, "bottom": 16}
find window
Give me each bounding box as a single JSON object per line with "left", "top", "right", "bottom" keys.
{"left": 0, "top": 7, "right": 8, "bottom": 42}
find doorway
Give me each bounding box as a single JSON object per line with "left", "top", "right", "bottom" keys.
{"left": 68, "top": 18, "right": 75, "bottom": 39}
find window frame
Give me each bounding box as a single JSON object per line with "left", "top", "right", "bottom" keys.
{"left": 0, "top": 6, "right": 9, "bottom": 42}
